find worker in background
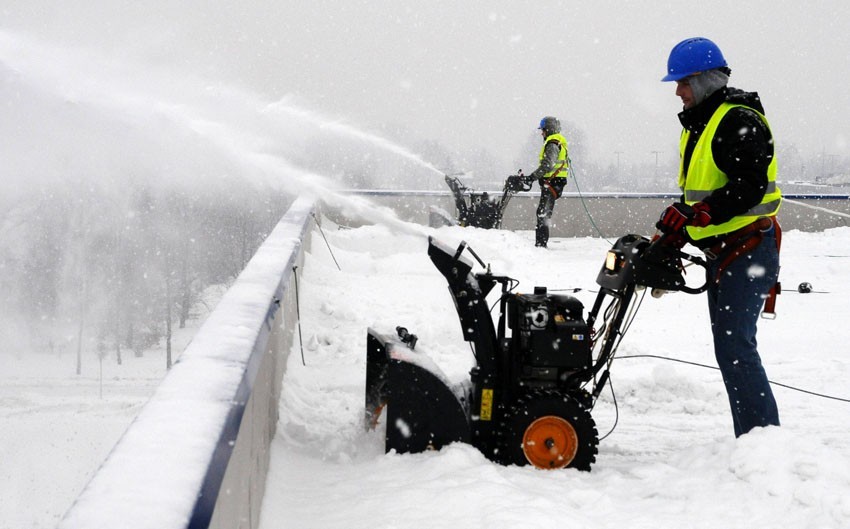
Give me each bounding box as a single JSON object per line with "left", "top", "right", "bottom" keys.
{"left": 524, "top": 116, "right": 570, "bottom": 248}
{"left": 655, "top": 37, "right": 782, "bottom": 437}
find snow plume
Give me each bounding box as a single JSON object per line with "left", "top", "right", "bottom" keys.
{"left": 0, "top": 30, "right": 432, "bottom": 356}
{"left": 265, "top": 98, "right": 447, "bottom": 178}
{"left": 0, "top": 29, "right": 441, "bottom": 202}
{"left": 0, "top": 30, "right": 285, "bottom": 198}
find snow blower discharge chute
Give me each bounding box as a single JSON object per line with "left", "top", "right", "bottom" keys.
{"left": 365, "top": 234, "right": 708, "bottom": 470}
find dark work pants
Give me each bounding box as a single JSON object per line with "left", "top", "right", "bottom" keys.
{"left": 706, "top": 226, "right": 780, "bottom": 437}
{"left": 535, "top": 188, "right": 559, "bottom": 247}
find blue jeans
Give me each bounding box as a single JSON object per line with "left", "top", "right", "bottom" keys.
{"left": 706, "top": 226, "right": 780, "bottom": 437}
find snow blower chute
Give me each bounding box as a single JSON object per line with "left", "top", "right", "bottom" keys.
{"left": 365, "top": 234, "right": 708, "bottom": 470}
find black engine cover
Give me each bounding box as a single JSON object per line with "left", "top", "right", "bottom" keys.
{"left": 507, "top": 289, "right": 591, "bottom": 376}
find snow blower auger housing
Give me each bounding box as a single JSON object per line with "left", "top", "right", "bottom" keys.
{"left": 365, "top": 233, "right": 707, "bottom": 470}
{"left": 432, "top": 173, "right": 527, "bottom": 229}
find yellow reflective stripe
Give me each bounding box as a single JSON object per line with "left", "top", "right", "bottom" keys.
{"left": 747, "top": 198, "right": 782, "bottom": 216}
{"left": 685, "top": 181, "right": 778, "bottom": 202}
{"left": 686, "top": 197, "right": 782, "bottom": 239}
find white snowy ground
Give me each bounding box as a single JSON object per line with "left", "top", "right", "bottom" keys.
{"left": 259, "top": 223, "right": 850, "bottom": 529}
{"left": 3, "top": 225, "right": 850, "bottom": 529}
{"left": 0, "top": 285, "right": 226, "bottom": 529}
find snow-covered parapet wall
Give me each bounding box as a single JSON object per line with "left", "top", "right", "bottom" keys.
{"left": 330, "top": 191, "right": 850, "bottom": 235}
{"left": 60, "top": 197, "right": 317, "bottom": 529}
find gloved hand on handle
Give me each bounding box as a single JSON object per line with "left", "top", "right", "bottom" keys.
{"left": 651, "top": 231, "right": 687, "bottom": 249}
{"left": 690, "top": 202, "right": 712, "bottom": 227}
{"left": 656, "top": 202, "right": 712, "bottom": 234}
{"left": 505, "top": 173, "right": 533, "bottom": 192}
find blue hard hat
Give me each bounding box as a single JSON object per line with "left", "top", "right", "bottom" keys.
{"left": 538, "top": 116, "right": 560, "bottom": 132}
{"left": 661, "top": 37, "right": 728, "bottom": 82}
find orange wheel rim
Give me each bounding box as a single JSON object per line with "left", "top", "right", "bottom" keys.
{"left": 522, "top": 415, "right": 578, "bottom": 469}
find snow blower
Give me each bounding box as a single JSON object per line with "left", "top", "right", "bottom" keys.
{"left": 365, "top": 234, "right": 708, "bottom": 470}
{"left": 429, "top": 173, "right": 528, "bottom": 229}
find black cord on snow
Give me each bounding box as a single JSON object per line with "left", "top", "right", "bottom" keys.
{"left": 617, "top": 354, "right": 850, "bottom": 403}
{"left": 292, "top": 266, "right": 306, "bottom": 366}
{"left": 568, "top": 163, "right": 613, "bottom": 245}
{"left": 589, "top": 288, "right": 849, "bottom": 442}
{"left": 596, "top": 352, "right": 849, "bottom": 442}
{"left": 312, "top": 212, "right": 341, "bottom": 271}
{"left": 598, "top": 375, "right": 620, "bottom": 442}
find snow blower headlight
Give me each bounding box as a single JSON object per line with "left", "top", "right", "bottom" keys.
{"left": 604, "top": 250, "right": 623, "bottom": 273}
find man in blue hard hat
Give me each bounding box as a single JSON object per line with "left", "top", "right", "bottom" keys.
{"left": 655, "top": 37, "right": 783, "bottom": 437}
{"left": 524, "top": 116, "right": 570, "bottom": 248}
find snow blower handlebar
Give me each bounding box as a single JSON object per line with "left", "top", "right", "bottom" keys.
{"left": 599, "top": 233, "right": 709, "bottom": 295}
{"left": 645, "top": 233, "right": 709, "bottom": 295}
{"left": 504, "top": 174, "right": 532, "bottom": 193}
{"left": 565, "top": 233, "right": 709, "bottom": 393}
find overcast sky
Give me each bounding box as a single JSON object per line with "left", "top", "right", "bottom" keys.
{"left": 2, "top": 1, "right": 848, "bottom": 175}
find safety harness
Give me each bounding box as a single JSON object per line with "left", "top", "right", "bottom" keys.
{"left": 703, "top": 216, "right": 782, "bottom": 317}
{"left": 544, "top": 176, "right": 567, "bottom": 199}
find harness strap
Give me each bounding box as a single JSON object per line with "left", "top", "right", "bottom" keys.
{"left": 703, "top": 216, "right": 782, "bottom": 317}
{"left": 542, "top": 176, "right": 566, "bottom": 199}
{"left": 552, "top": 158, "right": 569, "bottom": 178}
{"left": 761, "top": 218, "right": 783, "bottom": 318}
{"left": 707, "top": 217, "right": 773, "bottom": 284}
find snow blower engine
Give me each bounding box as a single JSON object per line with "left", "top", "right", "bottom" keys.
{"left": 365, "top": 234, "right": 708, "bottom": 471}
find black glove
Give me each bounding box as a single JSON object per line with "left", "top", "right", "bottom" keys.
{"left": 516, "top": 169, "right": 532, "bottom": 188}
{"left": 505, "top": 175, "right": 532, "bottom": 192}
{"left": 656, "top": 202, "right": 712, "bottom": 234}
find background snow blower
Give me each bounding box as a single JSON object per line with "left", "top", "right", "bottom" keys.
{"left": 365, "top": 233, "right": 708, "bottom": 471}
{"left": 430, "top": 173, "right": 529, "bottom": 229}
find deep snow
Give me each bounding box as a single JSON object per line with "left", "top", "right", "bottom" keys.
{"left": 259, "top": 221, "right": 850, "bottom": 529}
{"left": 3, "top": 222, "right": 850, "bottom": 529}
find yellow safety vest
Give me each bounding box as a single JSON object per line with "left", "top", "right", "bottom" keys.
{"left": 540, "top": 133, "right": 569, "bottom": 179}
{"left": 678, "top": 103, "right": 781, "bottom": 240}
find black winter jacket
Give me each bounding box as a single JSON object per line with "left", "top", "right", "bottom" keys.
{"left": 678, "top": 86, "right": 775, "bottom": 236}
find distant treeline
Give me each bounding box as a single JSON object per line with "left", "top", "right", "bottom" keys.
{"left": 0, "top": 179, "right": 293, "bottom": 372}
